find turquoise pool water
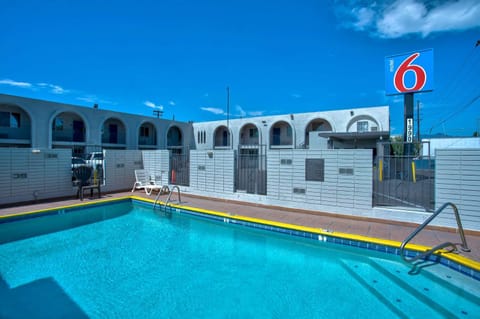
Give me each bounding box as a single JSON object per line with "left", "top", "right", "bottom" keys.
{"left": 1, "top": 201, "right": 479, "bottom": 318}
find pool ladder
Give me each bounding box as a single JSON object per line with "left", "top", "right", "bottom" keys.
{"left": 153, "top": 185, "right": 181, "bottom": 211}
{"left": 400, "top": 202, "right": 470, "bottom": 266}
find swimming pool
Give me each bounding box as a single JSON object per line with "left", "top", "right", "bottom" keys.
{"left": 1, "top": 198, "right": 479, "bottom": 318}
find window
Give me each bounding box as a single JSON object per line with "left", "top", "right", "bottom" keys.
{"left": 357, "top": 121, "right": 368, "bottom": 133}
{"left": 54, "top": 118, "right": 64, "bottom": 131}
{"left": 0, "top": 112, "right": 21, "bottom": 128}
{"left": 11, "top": 113, "right": 20, "bottom": 128}
{"left": 196, "top": 130, "right": 207, "bottom": 144}
{"left": 249, "top": 128, "right": 258, "bottom": 138}
{"left": 272, "top": 127, "right": 281, "bottom": 145}
{"left": 286, "top": 125, "right": 292, "bottom": 137}
{"left": 140, "top": 126, "right": 150, "bottom": 137}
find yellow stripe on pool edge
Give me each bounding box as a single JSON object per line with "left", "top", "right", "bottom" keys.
{"left": 146, "top": 197, "right": 480, "bottom": 272}
{"left": 2, "top": 195, "right": 479, "bottom": 273}
{"left": 0, "top": 196, "right": 132, "bottom": 220}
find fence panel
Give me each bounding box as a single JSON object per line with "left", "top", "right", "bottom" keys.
{"left": 373, "top": 141, "right": 434, "bottom": 211}
{"left": 169, "top": 149, "right": 190, "bottom": 186}
{"left": 236, "top": 145, "right": 267, "bottom": 195}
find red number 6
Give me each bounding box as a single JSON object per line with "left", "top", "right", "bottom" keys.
{"left": 393, "top": 53, "right": 427, "bottom": 93}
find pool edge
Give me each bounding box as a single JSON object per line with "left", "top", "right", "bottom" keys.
{"left": 2, "top": 195, "right": 479, "bottom": 278}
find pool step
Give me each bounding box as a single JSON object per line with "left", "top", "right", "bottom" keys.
{"left": 368, "top": 257, "right": 479, "bottom": 318}
{"left": 339, "top": 259, "right": 455, "bottom": 318}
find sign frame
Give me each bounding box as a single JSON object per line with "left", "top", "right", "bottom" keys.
{"left": 385, "top": 49, "right": 434, "bottom": 96}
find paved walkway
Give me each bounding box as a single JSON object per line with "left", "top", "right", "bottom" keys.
{"left": 1, "top": 190, "right": 479, "bottom": 264}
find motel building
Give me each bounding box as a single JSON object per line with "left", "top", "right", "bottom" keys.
{"left": 3, "top": 92, "right": 478, "bottom": 233}
{"left": 0, "top": 93, "right": 389, "bottom": 152}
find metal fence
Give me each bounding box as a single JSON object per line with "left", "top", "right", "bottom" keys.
{"left": 235, "top": 145, "right": 267, "bottom": 195}
{"left": 169, "top": 148, "right": 190, "bottom": 186}
{"left": 373, "top": 141, "right": 434, "bottom": 211}
{"left": 71, "top": 145, "right": 105, "bottom": 185}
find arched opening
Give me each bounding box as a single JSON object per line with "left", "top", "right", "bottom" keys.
{"left": 239, "top": 123, "right": 259, "bottom": 146}
{"left": 270, "top": 121, "right": 293, "bottom": 148}
{"left": 346, "top": 115, "right": 380, "bottom": 133}
{"left": 167, "top": 125, "right": 183, "bottom": 150}
{"left": 213, "top": 125, "right": 231, "bottom": 148}
{"left": 0, "top": 103, "right": 32, "bottom": 147}
{"left": 102, "top": 117, "right": 126, "bottom": 148}
{"left": 52, "top": 111, "right": 86, "bottom": 144}
{"left": 138, "top": 122, "right": 157, "bottom": 149}
{"left": 305, "top": 118, "right": 332, "bottom": 147}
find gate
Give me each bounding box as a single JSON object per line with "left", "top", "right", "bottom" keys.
{"left": 236, "top": 145, "right": 267, "bottom": 195}
{"left": 373, "top": 141, "right": 434, "bottom": 211}
{"left": 71, "top": 145, "right": 105, "bottom": 185}
{"left": 169, "top": 148, "right": 190, "bottom": 186}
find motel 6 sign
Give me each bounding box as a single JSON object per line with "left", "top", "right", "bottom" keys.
{"left": 385, "top": 49, "right": 434, "bottom": 95}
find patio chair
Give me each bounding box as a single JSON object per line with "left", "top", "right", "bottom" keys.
{"left": 73, "top": 166, "right": 101, "bottom": 200}
{"left": 131, "top": 169, "right": 169, "bottom": 195}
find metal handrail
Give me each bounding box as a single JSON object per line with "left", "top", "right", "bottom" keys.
{"left": 153, "top": 185, "right": 170, "bottom": 210}
{"left": 400, "top": 202, "right": 470, "bottom": 263}
{"left": 163, "top": 185, "right": 181, "bottom": 210}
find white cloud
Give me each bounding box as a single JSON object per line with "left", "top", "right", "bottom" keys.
{"left": 144, "top": 101, "right": 163, "bottom": 110}
{"left": 0, "top": 78, "right": 69, "bottom": 94}
{"left": 37, "top": 82, "right": 68, "bottom": 94}
{"left": 201, "top": 107, "right": 225, "bottom": 115}
{"left": 248, "top": 111, "right": 265, "bottom": 116}
{"left": 0, "top": 79, "right": 32, "bottom": 88}
{"left": 76, "top": 95, "right": 117, "bottom": 106}
{"left": 76, "top": 96, "right": 96, "bottom": 103}
{"left": 291, "top": 93, "right": 302, "bottom": 99}
{"left": 337, "top": 0, "right": 480, "bottom": 38}
{"left": 169, "top": 100, "right": 176, "bottom": 106}
{"left": 235, "top": 105, "right": 246, "bottom": 117}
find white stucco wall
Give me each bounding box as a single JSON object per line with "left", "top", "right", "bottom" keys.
{"left": 192, "top": 105, "right": 389, "bottom": 150}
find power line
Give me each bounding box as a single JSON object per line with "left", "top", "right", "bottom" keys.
{"left": 427, "top": 41, "right": 479, "bottom": 133}
{"left": 429, "top": 93, "right": 480, "bottom": 135}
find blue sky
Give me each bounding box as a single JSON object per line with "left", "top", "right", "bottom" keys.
{"left": 1, "top": 0, "right": 479, "bottom": 136}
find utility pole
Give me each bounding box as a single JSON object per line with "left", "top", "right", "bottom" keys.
{"left": 226, "top": 86, "right": 230, "bottom": 131}
{"left": 153, "top": 110, "right": 163, "bottom": 118}
{"left": 417, "top": 100, "right": 421, "bottom": 142}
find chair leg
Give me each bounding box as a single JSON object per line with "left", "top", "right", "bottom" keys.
{"left": 131, "top": 182, "right": 138, "bottom": 192}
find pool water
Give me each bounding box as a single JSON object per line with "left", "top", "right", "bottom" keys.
{"left": 1, "top": 202, "right": 479, "bottom": 318}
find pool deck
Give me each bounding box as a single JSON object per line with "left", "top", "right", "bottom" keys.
{"left": 1, "top": 190, "right": 479, "bottom": 264}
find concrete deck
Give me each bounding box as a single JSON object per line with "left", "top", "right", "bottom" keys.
{"left": 1, "top": 190, "right": 479, "bottom": 264}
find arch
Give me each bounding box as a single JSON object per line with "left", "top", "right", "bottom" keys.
{"left": 50, "top": 110, "right": 88, "bottom": 144}
{"left": 138, "top": 121, "right": 157, "bottom": 147}
{"left": 0, "top": 103, "right": 32, "bottom": 147}
{"left": 102, "top": 117, "right": 126, "bottom": 145}
{"left": 304, "top": 118, "right": 333, "bottom": 147}
{"left": 239, "top": 123, "right": 260, "bottom": 146}
{"left": 213, "top": 125, "right": 231, "bottom": 148}
{"left": 346, "top": 115, "right": 380, "bottom": 133}
{"left": 167, "top": 125, "right": 183, "bottom": 148}
{"left": 269, "top": 120, "right": 294, "bottom": 148}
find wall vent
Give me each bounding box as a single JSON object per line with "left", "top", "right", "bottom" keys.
{"left": 305, "top": 159, "right": 324, "bottom": 182}
{"left": 339, "top": 168, "right": 354, "bottom": 175}
{"left": 293, "top": 188, "right": 306, "bottom": 194}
